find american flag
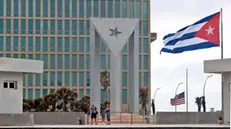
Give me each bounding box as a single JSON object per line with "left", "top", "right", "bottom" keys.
{"left": 170, "top": 92, "right": 185, "bottom": 106}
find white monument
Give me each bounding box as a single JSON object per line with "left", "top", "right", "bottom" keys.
{"left": 0, "top": 57, "right": 43, "bottom": 114}
{"left": 90, "top": 18, "right": 139, "bottom": 113}
{"left": 204, "top": 58, "right": 231, "bottom": 125}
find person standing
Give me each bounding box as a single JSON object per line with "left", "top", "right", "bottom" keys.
{"left": 105, "top": 104, "right": 111, "bottom": 125}
{"left": 100, "top": 105, "right": 106, "bottom": 124}
{"left": 90, "top": 105, "right": 98, "bottom": 125}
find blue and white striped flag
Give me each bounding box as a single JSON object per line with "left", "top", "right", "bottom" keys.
{"left": 161, "top": 12, "right": 221, "bottom": 54}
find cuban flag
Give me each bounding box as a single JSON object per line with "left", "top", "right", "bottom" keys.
{"left": 161, "top": 12, "right": 220, "bottom": 54}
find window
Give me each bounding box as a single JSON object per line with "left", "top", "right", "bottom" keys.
{"left": 13, "top": 36, "right": 18, "bottom": 51}
{"left": 79, "top": 72, "right": 84, "bottom": 87}
{"left": 50, "top": 0, "right": 55, "bottom": 17}
{"left": 108, "top": 55, "right": 110, "bottom": 69}
{"left": 28, "top": 19, "right": 33, "bottom": 34}
{"left": 64, "top": 20, "right": 69, "bottom": 35}
{"left": 28, "top": 89, "right": 33, "bottom": 100}
{"left": 43, "top": 37, "right": 48, "bottom": 52}
{"left": 122, "top": 72, "right": 127, "bottom": 87}
{"left": 122, "top": 55, "right": 127, "bottom": 70}
{"left": 93, "top": 0, "right": 98, "bottom": 17}
{"left": 43, "top": 20, "right": 48, "bottom": 34}
{"left": 3, "top": 81, "right": 17, "bottom": 89}
{"left": 6, "top": 19, "right": 11, "bottom": 33}
{"left": 65, "top": 71, "right": 70, "bottom": 86}
{"left": 101, "top": 89, "right": 105, "bottom": 102}
{"left": 13, "top": 19, "right": 19, "bottom": 34}
{"left": 65, "top": 0, "right": 70, "bottom": 17}
{"left": 6, "top": 0, "right": 11, "bottom": 16}
{"left": 86, "top": 54, "right": 90, "bottom": 70}
{"left": 13, "top": 54, "right": 18, "bottom": 58}
{"left": 86, "top": 89, "right": 90, "bottom": 96}
{"left": 143, "top": 72, "right": 149, "bottom": 87}
{"left": 6, "top": 36, "right": 11, "bottom": 52}
{"left": 28, "top": 0, "right": 33, "bottom": 17}
{"left": 35, "top": 89, "right": 40, "bottom": 98}
{"left": 57, "top": 0, "right": 62, "bottom": 17}
{"left": 79, "top": 54, "right": 84, "bottom": 70}
{"left": 86, "top": 71, "right": 90, "bottom": 86}
{"left": 72, "top": 0, "right": 77, "bottom": 17}
{"left": 14, "top": 0, "right": 18, "bottom": 16}
{"left": 21, "top": 54, "right": 26, "bottom": 59}
{"left": 28, "top": 37, "right": 33, "bottom": 52}
{"left": 28, "top": 54, "right": 33, "bottom": 59}
{"left": 43, "top": 71, "right": 48, "bottom": 86}
{"left": 143, "top": 55, "right": 149, "bottom": 70}
{"left": 35, "top": 54, "right": 40, "bottom": 60}
{"left": 64, "top": 37, "right": 70, "bottom": 52}
{"left": 107, "top": 0, "right": 113, "bottom": 17}
{"left": 115, "top": 0, "right": 120, "bottom": 17}
{"left": 79, "top": 37, "right": 84, "bottom": 52}
{"left": 72, "top": 72, "right": 77, "bottom": 86}
{"left": 86, "top": 20, "right": 90, "bottom": 35}
{"left": 36, "top": 0, "right": 40, "bottom": 17}
{"left": 35, "top": 37, "right": 41, "bottom": 52}
{"left": 57, "top": 72, "right": 63, "bottom": 86}
{"left": 57, "top": 37, "right": 62, "bottom": 52}
{"left": 21, "top": 19, "right": 26, "bottom": 34}
{"left": 122, "top": 89, "right": 127, "bottom": 104}
{"left": 21, "top": 36, "right": 26, "bottom": 52}
{"left": 143, "top": 1, "right": 148, "bottom": 19}
{"left": 50, "top": 72, "right": 55, "bottom": 87}
{"left": 143, "top": 38, "right": 149, "bottom": 53}
{"left": 50, "top": 20, "right": 55, "bottom": 34}
{"left": 28, "top": 74, "right": 33, "bottom": 86}
{"left": 72, "top": 54, "right": 77, "bottom": 69}
{"left": 100, "top": 0, "right": 105, "bottom": 17}
{"left": 0, "top": 36, "right": 3, "bottom": 51}
{"left": 136, "top": 1, "right": 141, "bottom": 18}
{"left": 57, "top": 54, "right": 63, "bottom": 69}
{"left": 57, "top": 20, "right": 62, "bottom": 34}
{"left": 72, "top": 20, "right": 77, "bottom": 34}
{"left": 129, "top": 0, "right": 134, "bottom": 18}
{"left": 101, "top": 55, "right": 106, "bottom": 69}
{"left": 122, "top": 0, "right": 127, "bottom": 18}
{"left": 50, "top": 89, "right": 55, "bottom": 93}
{"left": 139, "top": 72, "right": 142, "bottom": 87}
{"left": 6, "top": 53, "right": 11, "bottom": 57}
{"left": 35, "top": 20, "right": 40, "bottom": 34}
{"left": 50, "top": 37, "right": 55, "bottom": 52}
{"left": 64, "top": 54, "right": 70, "bottom": 69}
{"left": 86, "top": 0, "right": 91, "bottom": 17}
{"left": 79, "top": 89, "right": 84, "bottom": 100}
{"left": 23, "top": 89, "right": 26, "bottom": 98}
{"left": 100, "top": 40, "right": 106, "bottom": 52}
{"left": 43, "top": 0, "right": 48, "bottom": 17}
{"left": 43, "top": 89, "right": 48, "bottom": 96}
{"left": 139, "top": 55, "right": 142, "bottom": 70}
{"left": 0, "top": 20, "right": 3, "bottom": 33}
{"left": 72, "top": 37, "right": 77, "bottom": 52}
{"left": 43, "top": 54, "right": 48, "bottom": 69}
{"left": 79, "top": 0, "right": 84, "bottom": 18}
{"left": 35, "top": 74, "right": 40, "bottom": 86}
{"left": 21, "top": 0, "right": 26, "bottom": 17}
{"left": 0, "top": 0, "right": 3, "bottom": 16}
{"left": 50, "top": 54, "right": 55, "bottom": 69}
{"left": 143, "top": 22, "right": 148, "bottom": 36}
{"left": 79, "top": 20, "right": 84, "bottom": 35}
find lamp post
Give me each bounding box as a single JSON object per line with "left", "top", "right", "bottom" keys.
{"left": 153, "top": 87, "right": 161, "bottom": 114}
{"left": 202, "top": 75, "right": 213, "bottom": 112}
{"left": 154, "top": 87, "right": 161, "bottom": 102}
{"left": 175, "top": 82, "right": 183, "bottom": 112}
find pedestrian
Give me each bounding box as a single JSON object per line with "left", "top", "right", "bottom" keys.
{"left": 90, "top": 105, "right": 98, "bottom": 125}
{"left": 100, "top": 105, "right": 106, "bottom": 124}
{"left": 105, "top": 104, "right": 110, "bottom": 125}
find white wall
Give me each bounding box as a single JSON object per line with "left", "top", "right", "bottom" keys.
{"left": 223, "top": 72, "right": 230, "bottom": 125}
{"left": 0, "top": 72, "right": 23, "bottom": 114}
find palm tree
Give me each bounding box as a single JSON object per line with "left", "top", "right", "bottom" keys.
{"left": 100, "top": 70, "right": 110, "bottom": 102}
{"left": 139, "top": 87, "right": 149, "bottom": 114}
{"left": 195, "top": 97, "right": 202, "bottom": 112}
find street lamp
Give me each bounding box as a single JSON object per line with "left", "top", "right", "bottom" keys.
{"left": 203, "top": 75, "right": 213, "bottom": 97}
{"left": 152, "top": 87, "right": 161, "bottom": 115}
{"left": 154, "top": 87, "right": 161, "bottom": 102}
{"left": 175, "top": 82, "right": 183, "bottom": 112}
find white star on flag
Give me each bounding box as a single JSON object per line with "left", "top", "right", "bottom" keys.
{"left": 205, "top": 25, "right": 215, "bottom": 35}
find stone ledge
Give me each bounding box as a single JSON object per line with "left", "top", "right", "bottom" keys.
{"left": 0, "top": 113, "right": 34, "bottom": 126}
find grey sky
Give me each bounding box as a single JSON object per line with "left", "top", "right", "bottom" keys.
{"left": 150, "top": 0, "right": 231, "bottom": 111}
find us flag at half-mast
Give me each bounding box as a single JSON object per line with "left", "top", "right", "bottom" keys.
{"left": 170, "top": 92, "right": 185, "bottom": 106}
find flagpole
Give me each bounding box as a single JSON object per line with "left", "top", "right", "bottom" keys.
{"left": 220, "top": 8, "right": 224, "bottom": 119}
{"left": 186, "top": 69, "right": 188, "bottom": 112}
{"left": 220, "top": 8, "right": 223, "bottom": 59}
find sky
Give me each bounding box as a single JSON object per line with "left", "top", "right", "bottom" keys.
{"left": 150, "top": 0, "right": 231, "bottom": 112}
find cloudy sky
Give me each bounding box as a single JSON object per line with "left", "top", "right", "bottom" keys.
{"left": 150, "top": 0, "right": 231, "bottom": 112}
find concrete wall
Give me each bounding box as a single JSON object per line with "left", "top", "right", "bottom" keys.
{"left": 155, "top": 112, "right": 222, "bottom": 124}
{"left": 0, "top": 113, "right": 34, "bottom": 126}
{"left": 0, "top": 72, "right": 23, "bottom": 114}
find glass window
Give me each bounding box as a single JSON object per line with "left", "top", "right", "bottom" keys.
{"left": 86, "top": 38, "right": 90, "bottom": 52}
{"left": 86, "top": 20, "right": 90, "bottom": 35}
{"left": 35, "top": 74, "right": 40, "bottom": 86}
{"left": 13, "top": 36, "right": 18, "bottom": 51}
{"left": 23, "top": 89, "right": 26, "bottom": 98}
{"left": 139, "top": 21, "right": 142, "bottom": 36}
{"left": 72, "top": 37, "right": 77, "bottom": 52}
{"left": 79, "top": 72, "right": 84, "bottom": 87}
{"left": 57, "top": 20, "right": 62, "bottom": 34}
{"left": 28, "top": 37, "right": 33, "bottom": 52}
{"left": 72, "top": 54, "right": 77, "bottom": 69}
{"left": 86, "top": 89, "right": 90, "bottom": 96}
{"left": 21, "top": 19, "right": 26, "bottom": 34}
{"left": 13, "top": 19, "right": 18, "bottom": 34}
{"left": 139, "top": 55, "right": 142, "bottom": 70}
{"left": 136, "top": 1, "right": 141, "bottom": 18}
{"left": 0, "top": 0, "right": 3, "bottom": 16}
{"left": 79, "top": 37, "right": 84, "bottom": 52}
{"left": 79, "top": 20, "right": 84, "bottom": 35}
{"left": 43, "top": 0, "right": 48, "bottom": 17}
{"left": 107, "top": 0, "right": 113, "bottom": 17}
{"left": 57, "top": 54, "right": 63, "bottom": 69}
{"left": 43, "top": 54, "right": 48, "bottom": 69}
{"left": 6, "top": 19, "right": 11, "bottom": 33}
{"left": 139, "top": 72, "right": 142, "bottom": 87}
{"left": 65, "top": 71, "right": 70, "bottom": 86}
{"left": 139, "top": 38, "right": 142, "bottom": 53}
{"left": 35, "top": 37, "right": 40, "bottom": 52}
{"left": 72, "top": 20, "right": 77, "bottom": 34}
{"left": 72, "top": 0, "right": 77, "bottom": 18}
{"left": 50, "top": 0, "right": 55, "bottom": 17}
{"left": 65, "top": 0, "right": 70, "bottom": 17}
{"left": 86, "top": 0, "right": 91, "bottom": 17}
{"left": 122, "top": 0, "right": 127, "bottom": 18}
{"left": 35, "top": 20, "right": 40, "bottom": 34}
{"left": 86, "top": 54, "right": 90, "bottom": 70}
{"left": 122, "top": 72, "right": 127, "bottom": 87}
{"left": 21, "top": 0, "right": 26, "bottom": 17}
{"left": 143, "top": 1, "right": 148, "bottom": 19}
{"left": 65, "top": 54, "right": 70, "bottom": 69}
{"left": 50, "top": 89, "right": 55, "bottom": 93}
{"left": 86, "top": 71, "right": 90, "bottom": 86}
{"left": 64, "top": 37, "right": 70, "bottom": 52}
{"left": 0, "top": 36, "right": 3, "bottom": 51}
{"left": 21, "top": 36, "right": 26, "bottom": 52}
{"left": 43, "top": 37, "right": 48, "bottom": 52}
{"left": 6, "top": 53, "right": 11, "bottom": 57}
{"left": 143, "top": 55, "right": 148, "bottom": 70}
{"left": 43, "top": 89, "right": 48, "bottom": 96}
{"left": 14, "top": 0, "right": 18, "bottom": 16}
{"left": 43, "top": 71, "right": 48, "bottom": 86}
{"left": 101, "top": 89, "right": 105, "bottom": 102}
{"left": 28, "top": 89, "right": 33, "bottom": 100}
{"left": 50, "top": 37, "right": 55, "bottom": 52}
{"left": 101, "top": 55, "right": 106, "bottom": 69}
{"left": 36, "top": 0, "right": 40, "bottom": 17}
{"left": 143, "top": 72, "right": 149, "bottom": 87}
{"left": 50, "top": 72, "right": 55, "bottom": 87}
{"left": 100, "top": 40, "right": 105, "bottom": 52}
{"left": 64, "top": 20, "right": 69, "bottom": 35}
{"left": 28, "top": 74, "right": 33, "bottom": 86}
{"left": 13, "top": 53, "right": 18, "bottom": 58}
{"left": 122, "top": 89, "right": 127, "bottom": 104}
{"left": 122, "top": 55, "right": 127, "bottom": 70}
{"left": 79, "top": 0, "right": 84, "bottom": 18}
{"left": 57, "top": 0, "right": 62, "bottom": 17}
{"left": 129, "top": 0, "right": 134, "bottom": 18}
{"left": 143, "top": 22, "right": 148, "bottom": 36}
{"left": 57, "top": 72, "right": 63, "bottom": 86}
{"left": 43, "top": 20, "right": 48, "bottom": 34}
{"left": 100, "top": 0, "right": 105, "bottom": 17}
{"left": 79, "top": 89, "right": 84, "bottom": 99}
{"left": 28, "top": 0, "right": 33, "bottom": 17}
{"left": 115, "top": 0, "right": 120, "bottom": 17}
{"left": 28, "top": 19, "right": 33, "bottom": 34}
{"left": 143, "top": 38, "right": 148, "bottom": 53}
{"left": 50, "top": 20, "right": 55, "bottom": 34}
{"left": 50, "top": 54, "right": 55, "bottom": 69}
{"left": 79, "top": 54, "right": 84, "bottom": 70}
{"left": 6, "top": 0, "right": 11, "bottom": 16}
{"left": 6, "top": 36, "right": 11, "bottom": 52}
{"left": 108, "top": 54, "right": 110, "bottom": 69}
{"left": 93, "top": 0, "right": 98, "bottom": 17}
{"left": 0, "top": 20, "right": 3, "bottom": 33}
{"left": 57, "top": 37, "right": 62, "bottom": 52}
{"left": 35, "top": 54, "right": 40, "bottom": 60}
{"left": 28, "top": 54, "right": 33, "bottom": 59}
{"left": 72, "top": 72, "right": 77, "bottom": 86}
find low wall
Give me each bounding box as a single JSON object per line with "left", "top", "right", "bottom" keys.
{"left": 31, "top": 112, "right": 86, "bottom": 125}
{"left": 0, "top": 113, "right": 34, "bottom": 126}
{"left": 156, "top": 112, "right": 222, "bottom": 124}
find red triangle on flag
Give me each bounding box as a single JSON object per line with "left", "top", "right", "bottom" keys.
{"left": 194, "top": 12, "right": 220, "bottom": 46}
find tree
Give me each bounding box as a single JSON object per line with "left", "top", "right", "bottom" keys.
{"left": 195, "top": 97, "right": 202, "bottom": 112}
{"left": 100, "top": 70, "right": 110, "bottom": 102}
{"left": 139, "top": 87, "right": 149, "bottom": 114}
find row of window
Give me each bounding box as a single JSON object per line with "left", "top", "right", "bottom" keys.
{"left": 24, "top": 71, "right": 149, "bottom": 87}
{"left": 0, "top": 36, "right": 149, "bottom": 53}
{"left": 0, "top": 0, "right": 148, "bottom": 19}
{"left": 24, "top": 88, "right": 131, "bottom": 104}
{"left": 0, "top": 19, "right": 149, "bottom": 36}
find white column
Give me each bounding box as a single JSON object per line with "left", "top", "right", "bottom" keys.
{"left": 110, "top": 53, "right": 121, "bottom": 113}
{"left": 128, "top": 30, "right": 139, "bottom": 113}
{"left": 223, "top": 73, "right": 230, "bottom": 125}
{"left": 90, "top": 27, "right": 101, "bottom": 111}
